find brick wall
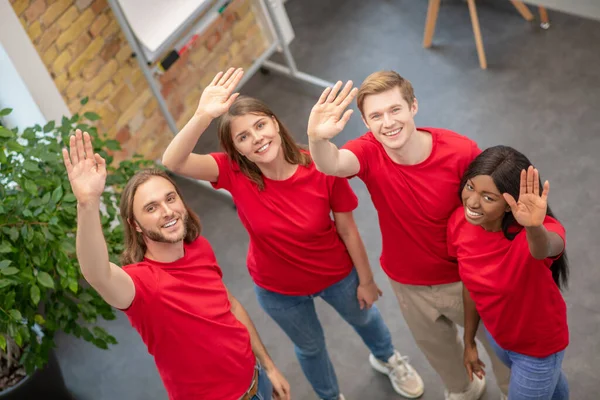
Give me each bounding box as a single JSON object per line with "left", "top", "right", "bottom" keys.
{"left": 11, "top": 0, "right": 270, "bottom": 164}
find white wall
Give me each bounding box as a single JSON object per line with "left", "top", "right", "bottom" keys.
{"left": 524, "top": 0, "right": 600, "bottom": 21}
{"left": 0, "top": 0, "right": 69, "bottom": 128}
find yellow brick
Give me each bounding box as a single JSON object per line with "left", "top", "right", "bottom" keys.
{"left": 84, "top": 59, "right": 118, "bottom": 95}
{"left": 115, "top": 45, "right": 131, "bottom": 64}
{"left": 184, "top": 88, "right": 201, "bottom": 111}
{"left": 101, "top": 19, "right": 119, "bottom": 38}
{"left": 12, "top": 0, "right": 29, "bottom": 16}
{"left": 52, "top": 50, "right": 72, "bottom": 74}
{"left": 68, "top": 34, "right": 91, "bottom": 59}
{"left": 56, "top": 5, "right": 79, "bottom": 30}
{"left": 97, "top": 104, "right": 118, "bottom": 128}
{"left": 24, "top": 0, "right": 46, "bottom": 22}
{"left": 189, "top": 45, "right": 210, "bottom": 68}
{"left": 41, "top": 0, "right": 71, "bottom": 26}
{"left": 81, "top": 58, "right": 104, "bottom": 80}
{"left": 110, "top": 83, "right": 137, "bottom": 112}
{"left": 56, "top": 8, "right": 95, "bottom": 50}
{"left": 112, "top": 64, "right": 133, "bottom": 86}
{"left": 37, "top": 23, "right": 61, "bottom": 52}
{"left": 228, "top": 40, "right": 241, "bottom": 59}
{"left": 54, "top": 74, "right": 68, "bottom": 92}
{"left": 95, "top": 82, "right": 114, "bottom": 101}
{"left": 143, "top": 99, "right": 158, "bottom": 117}
{"left": 68, "top": 36, "right": 104, "bottom": 77}
{"left": 116, "top": 90, "right": 152, "bottom": 128}
{"left": 27, "top": 21, "right": 42, "bottom": 41}
{"left": 42, "top": 45, "right": 58, "bottom": 66}
{"left": 66, "top": 79, "right": 85, "bottom": 99}
{"left": 89, "top": 13, "right": 109, "bottom": 37}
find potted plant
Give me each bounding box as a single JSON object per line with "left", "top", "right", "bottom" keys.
{"left": 0, "top": 100, "right": 157, "bottom": 398}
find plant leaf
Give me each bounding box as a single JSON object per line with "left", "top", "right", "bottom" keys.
{"left": 34, "top": 314, "right": 46, "bottom": 325}
{"left": 31, "top": 285, "right": 41, "bottom": 305}
{"left": 1, "top": 267, "right": 19, "bottom": 275}
{"left": 84, "top": 112, "right": 100, "bottom": 121}
{"left": 43, "top": 121, "right": 56, "bottom": 133}
{"left": 0, "top": 260, "right": 11, "bottom": 269}
{"left": 80, "top": 97, "right": 89, "bottom": 105}
{"left": 0, "top": 108, "right": 13, "bottom": 116}
{"left": 23, "top": 160, "right": 40, "bottom": 172}
{"left": 0, "top": 279, "right": 13, "bottom": 288}
{"left": 37, "top": 271, "right": 55, "bottom": 289}
{"left": 0, "top": 242, "right": 13, "bottom": 253}
{"left": 0, "top": 126, "right": 15, "bottom": 138}
{"left": 24, "top": 180, "right": 38, "bottom": 195}
{"left": 9, "top": 309, "right": 22, "bottom": 321}
{"left": 52, "top": 185, "right": 63, "bottom": 203}
{"left": 0, "top": 335, "right": 6, "bottom": 351}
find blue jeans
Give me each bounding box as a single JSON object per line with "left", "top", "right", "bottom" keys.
{"left": 485, "top": 330, "right": 569, "bottom": 399}
{"left": 254, "top": 268, "right": 395, "bottom": 400}
{"left": 252, "top": 362, "right": 273, "bottom": 400}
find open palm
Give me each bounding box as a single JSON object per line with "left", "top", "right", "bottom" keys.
{"left": 62, "top": 129, "right": 106, "bottom": 204}
{"left": 503, "top": 166, "right": 549, "bottom": 227}
{"left": 307, "top": 80, "right": 357, "bottom": 140}
{"left": 196, "top": 68, "right": 244, "bottom": 118}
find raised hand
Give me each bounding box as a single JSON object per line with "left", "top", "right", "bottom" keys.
{"left": 464, "top": 344, "right": 486, "bottom": 381}
{"left": 307, "top": 80, "right": 358, "bottom": 140}
{"left": 62, "top": 129, "right": 106, "bottom": 205}
{"left": 196, "top": 67, "right": 244, "bottom": 118}
{"left": 503, "top": 166, "right": 549, "bottom": 227}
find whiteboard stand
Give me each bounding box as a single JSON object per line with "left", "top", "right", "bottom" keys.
{"left": 106, "top": 0, "right": 332, "bottom": 202}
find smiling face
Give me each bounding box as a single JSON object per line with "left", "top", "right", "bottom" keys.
{"left": 229, "top": 113, "right": 282, "bottom": 166}
{"left": 131, "top": 176, "right": 188, "bottom": 243}
{"left": 461, "top": 175, "right": 510, "bottom": 231}
{"left": 361, "top": 87, "right": 418, "bottom": 151}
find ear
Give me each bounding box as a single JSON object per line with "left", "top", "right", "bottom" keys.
{"left": 129, "top": 217, "right": 142, "bottom": 233}
{"left": 411, "top": 98, "right": 419, "bottom": 117}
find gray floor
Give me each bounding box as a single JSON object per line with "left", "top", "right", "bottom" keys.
{"left": 55, "top": 0, "right": 600, "bottom": 399}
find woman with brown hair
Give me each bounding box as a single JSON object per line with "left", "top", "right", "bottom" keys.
{"left": 162, "top": 68, "right": 424, "bottom": 400}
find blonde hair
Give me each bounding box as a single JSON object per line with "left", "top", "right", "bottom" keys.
{"left": 217, "top": 96, "right": 311, "bottom": 190}
{"left": 119, "top": 169, "right": 201, "bottom": 265}
{"left": 357, "top": 71, "right": 416, "bottom": 115}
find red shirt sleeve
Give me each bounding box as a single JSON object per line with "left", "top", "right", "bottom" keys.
{"left": 329, "top": 176, "right": 358, "bottom": 213}
{"left": 121, "top": 265, "right": 159, "bottom": 315}
{"left": 341, "top": 137, "right": 372, "bottom": 180}
{"left": 209, "top": 152, "right": 234, "bottom": 191}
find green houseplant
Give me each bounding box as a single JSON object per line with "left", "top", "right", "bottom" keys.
{"left": 0, "top": 101, "right": 157, "bottom": 395}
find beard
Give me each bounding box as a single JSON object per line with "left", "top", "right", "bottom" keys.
{"left": 136, "top": 213, "right": 188, "bottom": 244}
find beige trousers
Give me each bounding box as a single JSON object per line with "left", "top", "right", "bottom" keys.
{"left": 390, "top": 280, "right": 510, "bottom": 395}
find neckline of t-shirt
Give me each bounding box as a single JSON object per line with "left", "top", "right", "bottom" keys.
{"left": 142, "top": 245, "right": 189, "bottom": 266}
{"left": 373, "top": 127, "right": 438, "bottom": 168}
{"left": 262, "top": 163, "right": 301, "bottom": 184}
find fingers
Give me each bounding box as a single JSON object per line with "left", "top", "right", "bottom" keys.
{"left": 517, "top": 168, "right": 526, "bottom": 197}
{"left": 210, "top": 71, "right": 224, "bottom": 86}
{"left": 378, "top": 288, "right": 383, "bottom": 296}
{"left": 478, "top": 359, "right": 486, "bottom": 369}
{"left": 541, "top": 180, "right": 550, "bottom": 202}
{"left": 503, "top": 193, "right": 518, "bottom": 211}
{"left": 83, "top": 131, "right": 94, "bottom": 160}
{"left": 526, "top": 165, "right": 534, "bottom": 194}
{"left": 326, "top": 81, "right": 343, "bottom": 103}
{"left": 94, "top": 153, "right": 106, "bottom": 173}
{"left": 339, "top": 87, "right": 358, "bottom": 110}
{"left": 75, "top": 129, "right": 86, "bottom": 162}
{"left": 533, "top": 167, "right": 540, "bottom": 195}
{"left": 466, "top": 364, "right": 474, "bottom": 382}
{"left": 317, "top": 86, "right": 332, "bottom": 105}
{"left": 333, "top": 80, "right": 354, "bottom": 106}
{"left": 225, "top": 68, "right": 243, "bottom": 90}
{"left": 339, "top": 109, "right": 354, "bottom": 126}
{"left": 62, "top": 147, "right": 73, "bottom": 174}
{"left": 225, "top": 92, "right": 240, "bottom": 108}
{"left": 217, "top": 67, "right": 236, "bottom": 86}
{"left": 69, "top": 134, "right": 79, "bottom": 164}
{"left": 359, "top": 298, "right": 365, "bottom": 310}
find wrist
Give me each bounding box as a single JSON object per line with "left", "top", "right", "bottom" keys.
{"left": 359, "top": 277, "right": 375, "bottom": 287}
{"left": 463, "top": 337, "right": 477, "bottom": 348}
{"left": 77, "top": 198, "right": 101, "bottom": 209}
{"left": 193, "top": 109, "right": 215, "bottom": 122}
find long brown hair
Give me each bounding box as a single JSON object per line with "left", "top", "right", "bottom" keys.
{"left": 217, "top": 96, "right": 311, "bottom": 190}
{"left": 119, "top": 169, "right": 201, "bottom": 265}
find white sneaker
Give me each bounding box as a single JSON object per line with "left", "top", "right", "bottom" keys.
{"left": 500, "top": 394, "right": 507, "bottom": 400}
{"left": 321, "top": 395, "right": 345, "bottom": 400}
{"left": 369, "top": 350, "right": 425, "bottom": 398}
{"left": 444, "top": 374, "right": 486, "bottom": 400}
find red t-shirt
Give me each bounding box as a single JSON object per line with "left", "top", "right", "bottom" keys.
{"left": 447, "top": 208, "right": 569, "bottom": 357}
{"left": 122, "top": 236, "right": 255, "bottom": 400}
{"left": 210, "top": 152, "right": 357, "bottom": 295}
{"left": 342, "top": 128, "right": 480, "bottom": 285}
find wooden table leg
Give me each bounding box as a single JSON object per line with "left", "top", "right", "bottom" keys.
{"left": 466, "top": 0, "right": 487, "bottom": 69}
{"left": 423, "top": 0, "right": 442, "bottom": 48}
{"left": 539, "top": 6, "right": 550, "bottom": 29}
{"left": 510, "top": 0, "right": 534, "bottom": 21}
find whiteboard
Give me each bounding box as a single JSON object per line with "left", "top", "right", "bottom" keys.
{"left": 117, "top": 0, "right": 212, "bottom": 52}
